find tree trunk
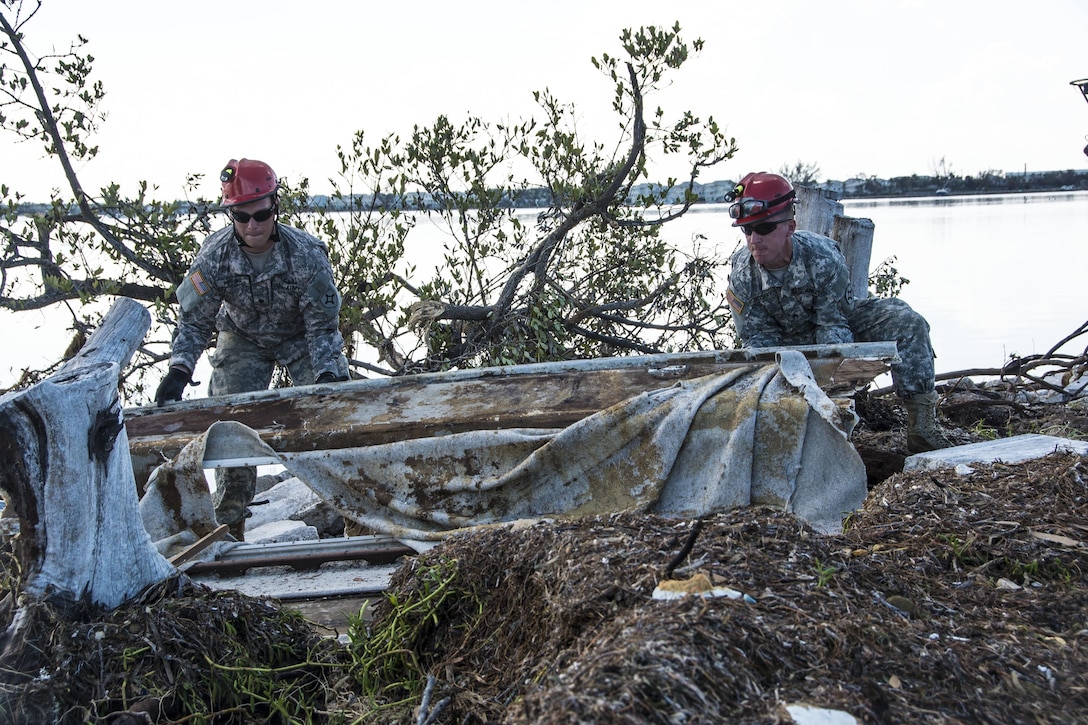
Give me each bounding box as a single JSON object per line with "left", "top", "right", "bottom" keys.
{"left": 0, "top": 297, "right": 173, "bottom": 614}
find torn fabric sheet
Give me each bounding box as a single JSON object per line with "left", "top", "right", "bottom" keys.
{"left": 139, "top": 419, "right": 280, "bottom": 558}
{"left": 139, "top": 350, "right": 867, "bottom": 548}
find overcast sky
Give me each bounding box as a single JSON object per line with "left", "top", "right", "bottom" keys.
{"left": 5, "top": 0, "right": 1088, "bottom": 201}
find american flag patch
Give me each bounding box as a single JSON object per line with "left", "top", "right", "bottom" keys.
{"left": 189, "top": 270, "right": 209, "bottom": 296}
{"left": 726, "top": 287, "right": 745, "bottom": 315}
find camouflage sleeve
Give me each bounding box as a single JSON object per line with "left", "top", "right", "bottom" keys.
{"left": 169, "top": 262, "right": 222, "bottom": 372}
{"left": 809, "top": 253, "right": 855, "bottom": 345}
{"left": 299, "top": 252, "right": 348, "bottom": 380}
{"left": 737, "top": 300, "right": 786, "bottom": 348}
{"left": 727, "top": 262, "right": 783, "bottom": 348}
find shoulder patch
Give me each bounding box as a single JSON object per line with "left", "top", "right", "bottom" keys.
{"left": 307, "top": 274, "right": 341, "bottom": 310}
{"left": 176, "top": 266, "right": 214, "bottom": 312}
{"left": 189, "top": 270, "right": 210, "bottom": 296}
{"left": 726, "top": 286, "right": 745, "bottom": 316}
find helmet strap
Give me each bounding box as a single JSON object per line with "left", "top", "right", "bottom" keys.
{"left": 767, "top": 189, "right": 796, "bottom": 209}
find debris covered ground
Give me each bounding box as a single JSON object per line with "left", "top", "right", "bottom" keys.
{"left": 0, "top": 384, "right": 1086, "bottom": 723}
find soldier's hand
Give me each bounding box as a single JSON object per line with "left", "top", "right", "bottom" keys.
{"left": 155, "top": 367, "right": 192, "bottom": 407}
{"left": 315, "top": 371, "right": 348, "bottom": 384}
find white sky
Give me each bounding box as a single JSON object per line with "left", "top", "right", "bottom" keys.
{"left": 4, "top": 0, "right": 1088, "bottom": 202}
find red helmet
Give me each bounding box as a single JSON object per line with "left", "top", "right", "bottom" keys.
{"left": 726, "top": 172, "right": 795, "bottom": 226}
{"left": 220, "top": 158, "right": 279, "bottom": 207}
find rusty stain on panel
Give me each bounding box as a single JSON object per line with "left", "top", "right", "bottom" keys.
{"left": 124, "top": 347, "right": 894, "bottom": 486}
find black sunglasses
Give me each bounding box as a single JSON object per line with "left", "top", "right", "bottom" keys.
{"left": 230, "top": 207, "right": 276, "bottom": 224}
{"left": 741, "top": 219, "right": 786, "bottom": 236}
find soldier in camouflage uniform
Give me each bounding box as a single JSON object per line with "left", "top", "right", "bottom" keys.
{"left": 724, "top": 171, "right": 950, "bottom": 454}
{"left": 155, "top": 158, "right": 350, "bottom": 536}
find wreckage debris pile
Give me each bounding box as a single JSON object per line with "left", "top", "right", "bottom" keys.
{"left": 0, "top": 450, "right": 1086, "bottom": 723}
{"left": 0, "top": 579, "right": 354, "bottom": 723}
{"left": 357, "top": 451, "right": 1088, "bottom": 723}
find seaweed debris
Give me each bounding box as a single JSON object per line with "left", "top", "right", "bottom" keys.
{"left": 0, "top": 395, "right": 1085, "bottom": 723}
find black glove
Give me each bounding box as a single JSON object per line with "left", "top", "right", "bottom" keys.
{"left": 315, "top": 371, "right": 349, "bottom": 384}
{"left": 155, "top": 367, "right": 192, "bottom": 407}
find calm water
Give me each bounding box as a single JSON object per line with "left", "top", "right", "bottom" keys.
{"left": 844, "top": 191, "right": 1088, "bottom": 375}
{"left": 2, "top": 192, "right": 1086, "bottom": 390}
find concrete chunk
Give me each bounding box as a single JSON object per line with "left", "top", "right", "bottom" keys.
{"left": 904, "top": 434, "right": 1088, "bottom": 472}
{"left": 248, "top": 477, "right": 343, "bottom": 537}
{"left": 245, "top": 519, "right": 319, "bottom": 544}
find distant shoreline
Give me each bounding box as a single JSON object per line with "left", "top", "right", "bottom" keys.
{"left": 12, "top": 177, "right": 1087, "bottom": 217}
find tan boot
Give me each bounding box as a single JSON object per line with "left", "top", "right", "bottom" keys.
{"left": 226, "top": 517, "right": 246, "bottom": 542}
{"left": 214, "top": 466, "right": 255, "bottom": 541}
{"left": 903, "top": 391, "right": 952, "bottom": 454}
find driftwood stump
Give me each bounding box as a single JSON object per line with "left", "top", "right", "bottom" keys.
{"left": 795, "top": 185, "right": 874, "bottom": 302}
{"left": 0, "top": 298, "right": 173, "bottom": 614}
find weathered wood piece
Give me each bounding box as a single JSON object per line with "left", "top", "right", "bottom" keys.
{"left": 124, "top": 343, "right": 897, "bottom": 487}
{"left": 796, "top": 186, "right": 874, "bottom": 301}
{"left": 168, "top": 523, "right": 230, "bottom": 567}
{"left": 0, "top": 297, "right": 173, "bottom": 612}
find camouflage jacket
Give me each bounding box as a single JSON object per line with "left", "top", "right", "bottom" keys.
{"left": 169, "top": 224, "right": 345, "bottom": 377}
{"left": 726, "top": 230, "right": 855, "bottom": 348}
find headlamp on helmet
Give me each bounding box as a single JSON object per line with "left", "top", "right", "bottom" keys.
{"left": 725, "top": 172, "right": 796, "bottom": 227}
{"left": 220, "top": 158, "right": 279, "bottom": 208}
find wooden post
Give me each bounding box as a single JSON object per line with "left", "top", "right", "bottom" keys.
{"left": 0, "top": 298, "right": 174, "bottom": 614}
{"left": 795, "top": 186, "right": 874, "bottom": 301}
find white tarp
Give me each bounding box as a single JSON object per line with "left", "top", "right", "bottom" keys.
{"left": 140, "top": 350, "right": 867, "bottom": 550}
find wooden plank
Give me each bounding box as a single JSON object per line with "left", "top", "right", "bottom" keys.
{"left": 288, "top": 595, "right": 380, "bottom": 633}
{"left": 169, "top": 524, "right": 230, "bottom": 566}
{"left": 124, "top": 344, "right": 896, "bottom": 486}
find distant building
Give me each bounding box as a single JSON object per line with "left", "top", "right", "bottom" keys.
{"left": 627, "top": 179, "right": 736, "bottom": 205}
{"left": 697, "top": 179, "right": 734, "bottom": 203}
